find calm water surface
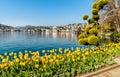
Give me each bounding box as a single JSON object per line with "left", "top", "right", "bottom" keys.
{"left": 0, "top": 32, "right": 82, "bottom": 54}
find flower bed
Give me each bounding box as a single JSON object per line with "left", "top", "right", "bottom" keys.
{"left": 0, "top": 43, "right": 120, "bottom": 77}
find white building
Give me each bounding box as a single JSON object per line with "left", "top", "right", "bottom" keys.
{"left": 0, "top": 29, "right": 2, "bottom": 32}
{"left": 52, "top": 26, "right": 57, "bottom": 32}
{"left": 66, "top": 28, "right": 70, "bottom": 33}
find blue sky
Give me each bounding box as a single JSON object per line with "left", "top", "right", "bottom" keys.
{"left": 0, "top": 0, "right": 92, "bottom": 26}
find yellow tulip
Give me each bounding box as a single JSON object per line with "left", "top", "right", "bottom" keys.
{"left": 72, "top": 55, "right": 74, "bottom": 58}
{"left": 35, "top": 64, "right": 39, "bottom": 68}
{"left": 0, "top": 64, "right": 5, "bottom": 69}
{"left": 82, "top": 50, "right": 85, "bottom": 53}
{"left": 14, "top": 53, "right": 17, "bottom": 56}
{"left": 77, "top": 57, "right": 80, "bottom": 60}
{"left": 77, "top": 52, "right": 80, "bottom": 55}
{"left": 42, "top": 50, "right": 45, "bottom": 53}
{"left": 72, "top": 58, "right": 75, "bottom": 62}
{"left": 6, "top": 56, "right": 9, "bottom": 60}
{"left": 10, "top": 61, "right": 14, "bottom": 66}
{"left": 25, "top": 50, "right": 28, "bottom": 53}
{"left": 82, "top": 54, "right": 84, "bottom": 57}
{"left": 36, "top": 51, "right": 40, "bottom": 55}
{"left": 4, "top": 52, "right": 7, "bottom": 56}
{"left": 64, "top": 49, "right": 67, "bottom": 53}
{"left": 85, "top": 51, "right": 89, "bottom": 55}
{"left": 9, "top": 52, "right": 14, "bottom": 56}
{"left": 83, "top": 56, "right": 86, "bottom": 60}
{"left": 61, "top": 58, "right": 64, "bottom": 61}
{"left": 53, "top": 56, "right": 56, "bottom": 60}
{"left": 14, "top": 55, "right": 17, "bottom": 59}
{"left": 15, "top": 58, "right": 19, "bottom": 63}
{"left": 4, "top": 63, "right": 7, "bottom": 66}
{"left": 24, "top": 53, "right": 29, "bottom": 60}
{"left": 59, "top": 48, "right": 62, "bottom": 52}
{"left": 41, "top": 58, "right": 45, "bottom": 63}
{"left": 43, "top": 65, "right": 46, "bottom": 68}
{"left": 67, "top": 53, "right": 70, "bottom": 57}
{"left": 2, "top": 59, "right": 8, "bottom": 63}
{"left": 20, "top": 61, "right": 26, "bottom": 66}
{"left": 49, "top": 59, "right": 54, "bottom": 64}
{"left": 35, "top": 59, "right": 39, "bottom": 63}
{"left": 57, "top": 55, "right": 60, "bottom": 58}
{"left": 55, "top": 60, "right": 59, "bottom": 64}
{"left": 0, "top": 55, "right": 4, "bottom": 59}
{"left": 19, "top": 52, "right": 23, "bottom": 60}
{"left": 94, "top": 52, "right": 96, "bottom": 54}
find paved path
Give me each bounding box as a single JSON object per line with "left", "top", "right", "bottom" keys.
{"left": 92, "top": 66, "right": 120, "bottom": 77}
{"left": 92, "top": 58, "right": 120, "bottom": 77}
{"left": 79, "top": 58, "right": 120, "bottom": 77}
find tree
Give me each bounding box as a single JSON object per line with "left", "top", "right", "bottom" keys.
{"left": 78, "top": 0, "right": 109, "bottom": 46}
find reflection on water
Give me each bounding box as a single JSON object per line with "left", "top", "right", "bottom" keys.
{"left": 0, "top": 32, "right": 78, "bottom": 54}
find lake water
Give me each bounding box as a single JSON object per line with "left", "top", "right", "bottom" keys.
{"left": 0, "top": 32, "right": 81, "bottom": 54}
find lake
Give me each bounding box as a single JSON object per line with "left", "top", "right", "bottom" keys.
{"left": 0, "top": 32, "right": 82, "bottom": 54}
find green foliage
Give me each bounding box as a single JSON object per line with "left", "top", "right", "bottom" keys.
{"left": 97, "top": 25, "right": 102, "bottom": 29}
{"left": 114, "top": 33, "right": 120, "bottom": 37}
{"left": 88, "top": 18, "right": 95, "bottom": 24}
{"left": 96, "top": 0, "right": 108, "bottom": 10}
{"left": 82, "top": 14, "right": 89, "bottom": 20}
{"left": 99, "top": 0, "right": 108, "bottom": 5}
{"left": 84, "top": 26, "right": 91, "bottom": 34}
{"left": 96, "top": 4, "right": 101, "bottom": 10}
{"left": 92, "top": 9, "right": 98, "bottom": 15}
{"left": 88, "top": 35, "right": 99, "bottom": 45}
{"left": 92, "top": 14, "right": 99, "bottom": 21}
{"left": 92, "top": 2, "right": 98, "bottom": 9}
{"left": 89, "top": 28, "right": 98, "bottom": 35}
{"left": 110, "top": 44, "right": 120, "bottom": 56}
{"left": 103, "top": 0, "right": 108, "bottom": 5}
{"left": 78, "top": 34, "right": 85, "bottom": 39}
{"left": 97, "top": 0, "right": 105, "bottom": 9}
{"left": 78, "top": 38, "right": 88, "bottom": 45}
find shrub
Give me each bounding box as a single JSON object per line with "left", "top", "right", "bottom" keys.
{"left": 92, "top": 9, "right": 98, "bottom": 15}
{"left": 110, "top": 28, "right": 115, "bottom": 32}
{"left": 89, "top": 28, "right": 98, "bottom": 35}
{"left": 114, "top": 33, "right": 120, "bottom": 37}
{"left": 78, "top": 38, "right": 88, "bottom": 45}
{"left": 88, "top": 18, "right": 95, "bottom": 24}
{"left": 103, "top": 0, "right": 108, "bottom": 5}
{"left": 82, "top": 14, "right": 89, "bottom": 20}
{"left": 88, "top": 35, "right": 99, "bottom": 45}
{"left": 78, "top": 34, "right": 85, "bottom": 39}
{"left": 92, "top": 14, "right": 99, "bottom": 21}
{"left": 98, "top": 0, "right": 108, "bottom": 6}
{"left": 92, "top": 2, "right": 98, "bottom": 9}
{"left": 84, "top": 26, "right": 91, "bottom": 34}
{"left": 96, "top": 0, "right": 108, "bottom": 10}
